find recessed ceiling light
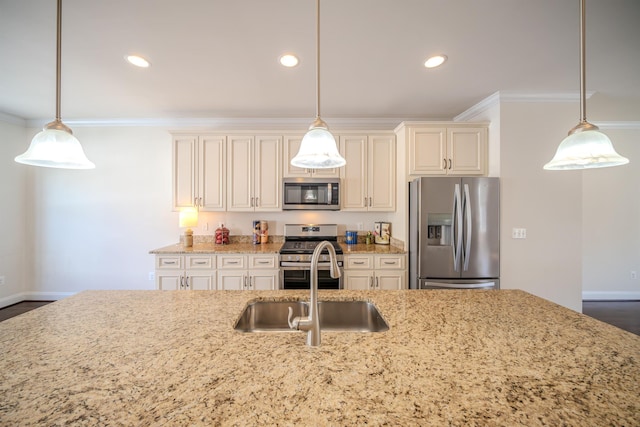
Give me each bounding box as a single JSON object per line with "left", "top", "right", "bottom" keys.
{"left": 424, "top": 54, "right": 447, "bottom": 69}
{"left": 126, "top": 55, "right": 151, "bottom": 68}
{"left": 279, "top": 54, "right": 299, "bottom": 67}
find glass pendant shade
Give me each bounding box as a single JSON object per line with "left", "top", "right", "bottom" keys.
{"left": 291, "top": 120, "right": 346, "bottom": 169}
{"left": 544, "top": 128, "right": 629, "bottom": 170}
{"left": 15, "top": 126, "right": 95, "bottom": 169}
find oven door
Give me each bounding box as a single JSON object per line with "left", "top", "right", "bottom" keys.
{"left": 280, "top": 263, "right": 343, "bottom": 289}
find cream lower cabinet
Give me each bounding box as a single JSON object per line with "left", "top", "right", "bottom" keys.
{"left": 344, "top": 254, "right": 406, "bottom": 290}
{"left": 155, "top": 255, "right": 216, "bottom": 290}
{"left": 216, "top": 254, "right": 279, "bottom": 290}
{"left": 172, "top": 134, "right": 226, "bottom": 211}
{"left": 227, "top": 136, "right": 281, "bottom": 211}
{"left": 340, "top": 134, "right": 396, "bottom": 211}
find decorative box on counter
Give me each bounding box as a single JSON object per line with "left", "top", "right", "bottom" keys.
{"left": 374, "top": 222, "right": 390, "bottom": 245}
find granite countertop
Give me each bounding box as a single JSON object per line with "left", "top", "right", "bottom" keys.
{"left": 150, "top": 242, "right": 406, "bottom": 255}
{"left": 1, "top": 289, "right": 638, "bottom": 425}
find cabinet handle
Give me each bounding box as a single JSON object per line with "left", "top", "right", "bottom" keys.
{"left": 448, "top": 159, "right": 452, "bottom": 169}
{"left": 186, "top": 276, "right": 190, "bottom": 289}
{"left": 383, "top": 261, "right": 397, "bottom": 265}
{"left": 369, "top": 197, "right": 372, "bottom": 207}
{"left": 227, "top": 261, "right": 239, "bottom": 265}
{"left": 353, "top": 261, "right": 366, "bottom": 265}
{"left": 443, "top": 158, "right": 447, "bottom": 169}
{"left": 375, "top": 277, "right": 379, "bottom": 289}
{"left": 164, "top": 261, "right": 177, "bottom": 265}
{"left": 194, "top": 197, "right": 198, "bottom": 206}
{"left": 199, "top": 197, "right": 203, "bottom": 207}
{"left": 179, "top": 276, "right": 184, "bottom": 289}
{"left": 369, "top": 276, "right": 374, "bottom": 289}
{"left": 194, "top": 261, "right": 207, "bottom": 265}
{"left": 255, "top": 197, "right": 259, "bottom": 207}
{"left": 257, "top": 260, "right": 270, "bottom": 264}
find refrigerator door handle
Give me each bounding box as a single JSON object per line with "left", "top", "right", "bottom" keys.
{"left": 452, "top": 183, "right": 463, "bottom": 271}
{"left": 463, "top": 183, "right": 472, "bottom": 271}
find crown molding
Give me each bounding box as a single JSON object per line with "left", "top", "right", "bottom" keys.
{"left": 0, "top": 111, "right": 27, "bottom": 127}
{"left": 454, "top": 91, "right": 596, "bottom": 122}
{"left": 23, "top": 116, "right": 408, "bottom": 131}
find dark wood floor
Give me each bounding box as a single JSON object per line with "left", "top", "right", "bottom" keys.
{"left": 1, "top": 300, "right": 639, "bottom": 336}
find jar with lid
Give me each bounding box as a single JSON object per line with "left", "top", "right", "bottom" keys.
{"left": 215, "top": 224, "right": 229, "bottom": 245}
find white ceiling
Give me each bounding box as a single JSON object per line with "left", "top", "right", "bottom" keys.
{"left": 1, "top": 0, "right": 639, "bottom": 124}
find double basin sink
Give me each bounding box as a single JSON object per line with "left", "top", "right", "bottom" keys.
{"left": 234, "top": 300, "right": 389, "bottom": 333}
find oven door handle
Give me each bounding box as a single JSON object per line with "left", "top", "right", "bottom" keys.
{"left": 280, "top": 261, "right": 340, "bottom": 268}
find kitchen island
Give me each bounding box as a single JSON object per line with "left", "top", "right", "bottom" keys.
{"left": 1, "top": 290, "right": 638, "bottom": 425}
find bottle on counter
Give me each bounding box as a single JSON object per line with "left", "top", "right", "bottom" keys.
{"left": 260, "top": 220, "right": 269, "bottom": 244}
{"left": 252, "top": 220, "right": 261, "bottom": 245}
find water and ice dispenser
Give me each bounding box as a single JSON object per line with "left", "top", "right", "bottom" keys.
{"left": 426, "top": 214, "right": 452, "bottom": 246}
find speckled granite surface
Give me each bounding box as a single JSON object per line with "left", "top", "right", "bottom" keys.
{"left": 1, "top": 290, "right": 638, "bottom": 425}
{"left": 150, "top": 242, "right": 406, "bottom": 255}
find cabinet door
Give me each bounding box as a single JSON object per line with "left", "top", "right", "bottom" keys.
{"left": 157, "top": 270, "right": 183, "bottom": 290}
{"left": 368, "top": 135, "right": 396, "bottom": 211}
{"left": 409, "top": 127, "right": 447, "bottom": 175}
{"left": 187, "top": 273, "right": 214, "bottom": 290}
{"left": 340, "top": 135, "right": 367, "bottom": 211}
{"left": 199, "top": 136, "right": 226, "bottom": 211}
{"left": 375, "top": 271, "right": 405, "bottom": 290}
{"left": 254, "top": 136, "right": 281, "bottom": 211}
{"left": 250, "top": 271, "right": 278, "bottom": 290}
{"left": 227, "top": 136, "right": 254, "bottom": 211}
{"left": 283, "top": 134, "right": 341, "bottom": 178}
{"left": 344, "top": 270, "right": 373, "bottom": 290}
{"left": 172, "top": 136, "right": 198, "bottom": 209}
{"left": 217, "top": 271, "right": 246, "bottom": 290}
{"left": 448, "top": 128, "right": 486, "bottom": 175}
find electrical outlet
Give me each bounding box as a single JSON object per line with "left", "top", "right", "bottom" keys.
{"left": 148, "top": 272, "right": 155, "bottom": 281}
{"left": 0, "top": 276, "right": 5, "bottom": 286}
{"left": 632, "top": 271, "right": 637, "bottom": 280}
{"left": 512, "top": 228, "right": 527, "bottom": 239}
{"left": 357, "top": 223, "right": 363, "bottom": 231}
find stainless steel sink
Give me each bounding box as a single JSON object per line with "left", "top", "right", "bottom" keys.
{"left": 234, "top": 300, "right": 389, "bottom": 332}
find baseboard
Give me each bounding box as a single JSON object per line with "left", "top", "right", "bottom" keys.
{"left": 0, "top": 292, "right": 75, "bottom": 309}
{"left": 582, "top": 291, "right": 640, "bottom": 301}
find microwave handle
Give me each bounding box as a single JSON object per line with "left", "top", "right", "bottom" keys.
{"left": 328, "top": 183, "right": 332, "bottom": 204}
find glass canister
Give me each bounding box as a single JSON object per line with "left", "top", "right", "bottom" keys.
{"left": 215, "top": 224, "right": 229, "bottom": 245}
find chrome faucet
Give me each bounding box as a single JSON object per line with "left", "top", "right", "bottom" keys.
{"left": 287, "top": 241, "right": 341, "bottom": 346}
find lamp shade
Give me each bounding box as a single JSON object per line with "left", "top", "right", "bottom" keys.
{"left": 291, "top": 125, "right": 346, "bottom": 169}
{"left": 178, "top": 208, "right": 198, "bottom": 228}
{"left": 544, "top": 129, "right": 629, "bottom": 170}
{"left": 15, "top": 128, "right": 95, "bottom": 169}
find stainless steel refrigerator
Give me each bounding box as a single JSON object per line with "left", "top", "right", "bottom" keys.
{"left": 409, "top": 177, "right": 500, "bottom": 289}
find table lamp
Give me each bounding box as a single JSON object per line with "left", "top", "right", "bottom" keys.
{"left": 179, "top": 208, "right": 198, "bottom": 248}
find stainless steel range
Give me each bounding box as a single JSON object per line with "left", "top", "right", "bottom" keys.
{"left": 279, "top": 224, "right": 344, "bottom": 289}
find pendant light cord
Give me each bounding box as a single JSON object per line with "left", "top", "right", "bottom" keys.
{"left": 579, "top": 0, "right": 586, "bottom": 124}
{"left": 315, "top": 0, "right": 321, "bottom": 121}
{"left": 55, "top": 0, "right": 62, "bottom": 122}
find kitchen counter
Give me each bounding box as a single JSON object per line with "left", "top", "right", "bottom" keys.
{"left": 150, "top": 242, "right": 406, "bottom": 255}
{"left": 1, "top": 290, "right": 638, "bottom": 425}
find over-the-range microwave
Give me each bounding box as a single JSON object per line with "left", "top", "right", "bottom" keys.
{"left": 282, "top": 178, "right": 340, "bottom": 210}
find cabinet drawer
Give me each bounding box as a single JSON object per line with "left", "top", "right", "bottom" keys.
{"left": 375, "top": 255, "right": 405, "bottom": 270}
{"left": 249, "top": 255, "right": 277, "bottom": 269}
{"left": 187, "top": 255, "right": 214, "bottom": 270}
{"left": 345, "top": 256, "right": 373, "bottom": 270}
{"left": 217, "top": 255, "right": 247, "bottom": 269}
{"left": 156, "top": 255, "right": 183, "bottom": 270}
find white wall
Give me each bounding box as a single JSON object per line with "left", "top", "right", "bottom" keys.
{"left": 0, "top": 120, "right": 28, "bottom": 305}
{"left": 499, "top": 101, "right": 583, "bottom": 311}
{"left": 582, "top": 128, "right": 640, "bottom": 299}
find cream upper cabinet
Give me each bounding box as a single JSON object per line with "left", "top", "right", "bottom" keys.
{"left": 401, "top": 124, "right": 487, "bottom": 176}
{"left": 340, "top": 134, "right": 396, "bottom": 211}
{"left": 283, "top": 135, "right": 341, "bottom": 178}
{"left": 227, "top": 135, "right": 281, "bottom": 211}
{"left": 172, "top": 134, "right": 226, "bottom": 211}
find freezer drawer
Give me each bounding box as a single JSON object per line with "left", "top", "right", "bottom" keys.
{"left": 419, "top": 279, "right": 499, "bottom": 290}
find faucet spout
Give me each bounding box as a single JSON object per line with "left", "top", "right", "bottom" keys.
{"left": 288, "top": 240, "right": 340, "bottom": 346}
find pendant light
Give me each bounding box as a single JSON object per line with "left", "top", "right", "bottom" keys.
{"left": 291, "top": 0, "right": 345, "bottom": 169}
{"left": 15, "top": 0, "right": 95, "bottom": 169}
{"left": 544, "top": 0, "right": 628, "bottom": 170}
